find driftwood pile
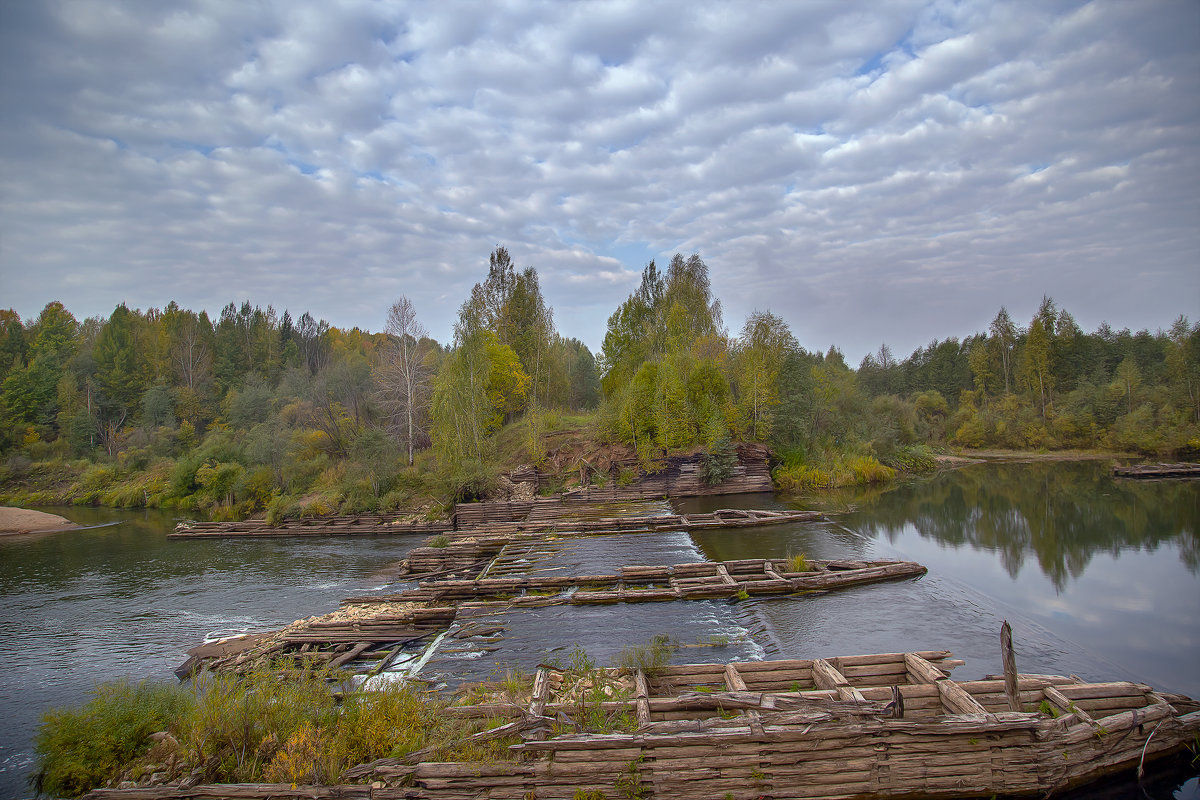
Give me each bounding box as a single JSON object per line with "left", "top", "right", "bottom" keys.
{"left": 175, "top": 605, "right": 457, "bottom": 678}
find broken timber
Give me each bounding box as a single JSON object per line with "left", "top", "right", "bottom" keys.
{"left": 355, "top": 558, "right": 927, "bottom": 607}
{"left": 170, "top": 514, "right": 452, "bottom": 538}
{"left": 97, "top": 646, "right": 1200, "bottom": 800}
{"left": 178, "top": 557, "right": 925, "bottom": 676}
{"left": 170, "top": 503, "right": 819, "bottom": 539}
{"left": 1112, "top": 462, "right": 1200, "bottom": 479}
{"left": 401, "top": 508, "right": 824, "bottom": 578}
{"left": 174, "top": 605, "right": 456, "bottom": 678}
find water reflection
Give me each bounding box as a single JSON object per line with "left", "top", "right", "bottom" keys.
{"left": 839, "top": 461, "right": 1199, "bottom": 589}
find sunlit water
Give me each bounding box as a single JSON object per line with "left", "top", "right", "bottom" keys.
{"left": 1, "top": 461, "right": 1196, "bottom": 798}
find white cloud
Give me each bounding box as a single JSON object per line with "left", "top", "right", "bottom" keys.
{"left": 0, "top": 0, "right": 1196, "bottom": 358}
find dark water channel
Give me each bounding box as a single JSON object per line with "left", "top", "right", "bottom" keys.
{"left": 1, "top": 461, "right": 1197, "bottom": 798}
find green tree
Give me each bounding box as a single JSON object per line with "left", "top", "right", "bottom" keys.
{"left": 0, "top": 309, "right": 27, "bottom": 385}
{"left": 1112, "top": 356, "right": 1141, "bottom": 415}
{"left": 1165, "top": 316, "right": 1200, "bottom": 423}
{"left": 1020, "top": 316, "right": 1053, "bottom": 420}
{"left": 2, "top": 302, "right": 79, "bottom": 435}
{"left": 989, "top": 306, "right": 1018, "bottom": 394}
{"left": 599, "top": 261, "right": 661, "bottom": 396}
{"left": 735, "top": 311, "right": 797, "bottom": 441}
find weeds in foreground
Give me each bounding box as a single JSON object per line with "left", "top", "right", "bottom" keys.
{"left": 33, "top": 679, "right": 190, "bottom": 798}
{"left": 33, "top": 666, "right": 514, "bottom": 797}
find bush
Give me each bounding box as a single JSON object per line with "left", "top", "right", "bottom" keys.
{"left": 182, "top": 668, "right": 336, "bottom": 784}
{"left": 700, "top": 437, "right": 737, "bottom": 486}
{"left": 266, "top": 494, "right": 301, "bottom": 526}
{"left": 880, "top": 444, "right": 938, "bottom": 473}
{"left": 34, "top": 679, "right": 191, "bottom": 798}
{"left": 32, "top": 669, "right": 514, "bottom": 795}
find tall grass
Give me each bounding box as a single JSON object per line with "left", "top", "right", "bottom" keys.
{"left": 616, "top": 635, "right": 677, "bottom": 677}
{"left": 33, "top": 679, "right": 191, "bottom": 798}
{"left": 33, "top": 668, "right": 519, "bottom": 796}
{"left": 773, "top": 451, "right": 896, "bottom": 493}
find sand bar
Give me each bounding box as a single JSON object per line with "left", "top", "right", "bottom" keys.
{"left": 0, "top": 506, "right": 80, "bottom": 536}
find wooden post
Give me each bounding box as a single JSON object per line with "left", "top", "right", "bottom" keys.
{"left": 1001, "top": 620, "right": 1020, "bottom": 712}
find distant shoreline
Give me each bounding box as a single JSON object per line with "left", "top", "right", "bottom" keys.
{"left": 0, "top": 506, "right": 80, "bottom": 536}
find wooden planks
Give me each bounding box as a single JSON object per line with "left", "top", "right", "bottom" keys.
{"left": 96, "top": 648, "right": 1200, "bottom": 800}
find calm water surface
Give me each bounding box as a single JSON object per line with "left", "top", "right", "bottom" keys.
{"left": 0, "top": 461, "right": 1196, "bottom": 799}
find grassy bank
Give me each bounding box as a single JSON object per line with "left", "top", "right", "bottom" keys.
{"left": 32, "top": 667, "right": 518, "bottom": 797}
{"left": 33, "top": 639, "right": 681, "bottom": 798}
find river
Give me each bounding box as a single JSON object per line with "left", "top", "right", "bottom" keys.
{"left": 0, "top": 460, "right": 1196, "bottom": 799}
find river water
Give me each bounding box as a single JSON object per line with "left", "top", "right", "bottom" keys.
{"left": 0, "top": 461, "right": 1196, "bottom": 799}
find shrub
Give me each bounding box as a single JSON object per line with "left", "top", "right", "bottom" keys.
{"left": 34, "top": 680, "right": 191, "bottom": 798}
{"left": 182, "top": 668, "right": 336, "bottom": 784}
{"left": 700, "top": 437, "right": 737, "bottom": 486}
{"left": 880, "top": 444, "right": 938, "bottom": 473}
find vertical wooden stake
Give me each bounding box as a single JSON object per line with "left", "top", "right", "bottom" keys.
{"left": 1001, "top": 620, "right": 1020, "bottom": 712}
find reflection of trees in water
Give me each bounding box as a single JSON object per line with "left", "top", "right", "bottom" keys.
{"left": 849, "top": 462, "right": 1198, "bottom": 590}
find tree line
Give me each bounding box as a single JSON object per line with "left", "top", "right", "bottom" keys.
{"left": 1, "top": 248, "right": 1197, "bottom": 518}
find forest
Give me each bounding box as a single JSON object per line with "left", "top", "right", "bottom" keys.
{"left": 1, "top": 246, "right": 1197, "bottom": 520}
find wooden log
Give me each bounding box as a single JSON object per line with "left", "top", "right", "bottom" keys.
{"left": 634, "top": 670, "right": 651, "bottom": 728}
{"left": 906, "top": 652, "right": 950, "bottom": 684}
{"left": 810, "top": 658, "right": 850, "bottom": 692}
{"left": 1001, "top": 619, "right": 1021, "bottom": 712}
{"left": 937, "top": 679, "right": 992, "bottom": 717}
{"left": 327, "top": 641, "right": 372, "bottom": 670}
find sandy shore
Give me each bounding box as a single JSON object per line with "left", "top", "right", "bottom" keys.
{"left": 0, "top": 506, "right": 80, "bottom": 536}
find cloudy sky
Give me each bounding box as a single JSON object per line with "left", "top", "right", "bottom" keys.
{"left": 1, "top": 0, "right": 1197, "bottom": 363}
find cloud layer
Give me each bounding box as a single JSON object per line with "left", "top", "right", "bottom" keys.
{"left": 1, "top": 0, "right": 1197, "bottom": 360}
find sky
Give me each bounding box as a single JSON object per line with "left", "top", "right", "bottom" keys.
{"left": 1, "top": 0, "right": 1197, "bottom": 364}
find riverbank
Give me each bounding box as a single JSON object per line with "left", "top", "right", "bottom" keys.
{"left": 0, "top": 506, "right": 79, "bottom": 536}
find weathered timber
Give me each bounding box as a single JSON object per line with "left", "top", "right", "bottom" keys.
{"left": 399, "top": 508, "right": 824, "bottom": 578}
{"left": 346, "top": 558, "right": 926, "bottom": 609}
{"left": 306, "top": 647, "right": 1200, "bottom": 800}
{"left": 176, "top": 605, "right": 457, "bottom": 676}
{"left": 1112, "top": 462, "right": 1200, "bottom": 479}
{"left": 171, "top": 515, "right": 452, "bottom": 539}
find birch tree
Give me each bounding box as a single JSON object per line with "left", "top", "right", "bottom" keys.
{"left": 379, "top": 296, "right": 431, "bottom": 466}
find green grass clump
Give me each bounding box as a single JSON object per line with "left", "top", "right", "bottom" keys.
{"left": 616, "top": 635, "right": 677, "bottom": 677}
{"left": 784, "top": 552, "right": 810, "bottom": 573}
{"left": 33, "top": 679, "right": 191, "bottom": 798}
{"left": 773, "top": 451, "right": 895, "bottom": 493}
